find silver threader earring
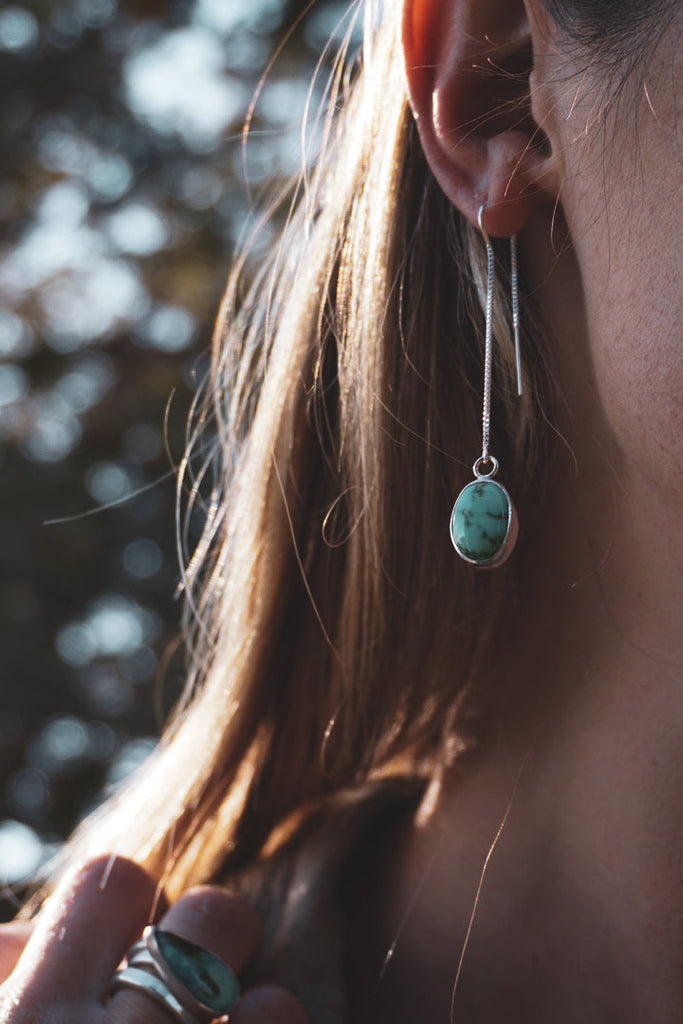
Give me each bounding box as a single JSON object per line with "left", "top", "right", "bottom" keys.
{"left": 449, "top": 206, "right": 523, "bottom": 568}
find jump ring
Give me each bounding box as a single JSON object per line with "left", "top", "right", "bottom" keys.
{"left": 473, "top": 455, "right": 499, "bottom": 479}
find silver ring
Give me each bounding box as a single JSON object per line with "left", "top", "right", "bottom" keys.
{"left": 110, "top": 926, "right": 240, "bottom": 1023}
{"left": 110, "top": 966, "right": 200, "bottom": 1024}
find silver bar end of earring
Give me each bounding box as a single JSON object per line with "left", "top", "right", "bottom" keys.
{"left": 510, "top": 234, "right": 523, "bottom": 397}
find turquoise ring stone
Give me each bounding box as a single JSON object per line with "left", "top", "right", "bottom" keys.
{"left": 128, "top": 925, "right": 241, "bottom": 1020}
{"left": 450, "top": 477, "right": 518, "bottom": 567}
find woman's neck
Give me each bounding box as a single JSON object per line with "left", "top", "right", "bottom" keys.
{"left": 345, "top": 509, "right": 683, "bottom": 1021}
{"left": 344, "top": 222, "right": 683, "bottom": 1022}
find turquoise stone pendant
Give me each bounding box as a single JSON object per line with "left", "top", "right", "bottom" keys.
{"left": 450, "top": 464, "right": 518, "bottom": 568}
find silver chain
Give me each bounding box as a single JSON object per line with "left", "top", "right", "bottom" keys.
{"left": 477, "top": 207, "right": 523, "bottom": 467}
{"left": 478, "top": 206, "right": 495, "bottom": 464}
{"left": 511, "top": 234, "right": 522, "bottom": 398}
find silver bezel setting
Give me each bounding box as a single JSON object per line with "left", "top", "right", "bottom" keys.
{"left": 123, "top": 925, "right": 239, "bottom": 1020}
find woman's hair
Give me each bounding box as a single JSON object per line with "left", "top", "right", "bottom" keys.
{"left": 546, "top": 0, "right": 677, "bottom": 60}
{"left": 37, "top": 0, "right": 675, "bottom": 900}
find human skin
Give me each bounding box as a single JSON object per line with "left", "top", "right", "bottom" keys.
{"left": 0, "top": 0, "right": 680, "bottom": 1020}
{"left": 341, "top": 1, "right": 682, "bottom": 1021}
{"left": 0, "top": 857, "right": 307, "bottom": 1023}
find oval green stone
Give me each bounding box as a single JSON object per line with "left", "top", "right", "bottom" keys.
{"left": 450, "top": 479, "right": 510, "bottom": 563}
{"left": 156, "top": 929, "right": 240, "bottom": 1013}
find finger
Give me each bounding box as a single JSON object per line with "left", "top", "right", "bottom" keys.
{"left": 155, "top": 887, "right": 262, "bottom": 972}
{"left": 230, "top": 984, "right": 309, "bottom": 1024}
{"left": 108, "top": 888, "right": 263, "bottom": 1024}
{"left": 0, "top": 921, "right": 34, "bottom": 982}
{"left": 11, "top": 855, "right": 161, "bottom": 1000}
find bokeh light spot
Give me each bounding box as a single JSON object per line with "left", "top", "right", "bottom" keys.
{"left": 9, "top": 768, "right": 50, "bottom": 815}
{"left": 136, "top": 304, "right": 196, "bottom": 352}
{"left": 0, "top": 311, "right": 34, "bottom": 359}
{"left": 194, "top": 0, "right": 283, "bottom": 36}
{"left": 54, "top": 354, "right": 117, "bottom": 414}
{"left": 179, "top": 165, "right": 223, "bottom": 210}
{"left": 86, "top": 461, "right": 137, "bottom": 504}
{"left": 20, "top": 394, "right": 82, "bottom": 462}
{"left": 123, "top": 537, "right": 163, "bottom": 579}
{"left": 0, "top": 365, "right": 29, "bottom": 407}
{"left": 34, "top": 716, "right": 90, "bottom": 771}
{"left": 56, "top": 622, "right": 98, "bottom": 668}
{"left": 104, "top": 202, "right": 170, "bottom": 257}
{"left": 0, "top": 820, "right": 47, "bottom": 885}
{"left": 123, "top": 26, "right": 246, "bottom": 150}
{"left": 0, "top": 7, "right": 39, "bottom": 54}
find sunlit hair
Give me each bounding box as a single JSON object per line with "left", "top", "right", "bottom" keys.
{"left": 40, "top": 0, "right": 554, "bottom": 899}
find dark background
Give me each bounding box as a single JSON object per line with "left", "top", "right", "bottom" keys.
{"left": 0, "top": 0, "right": 358, "bottom": 912}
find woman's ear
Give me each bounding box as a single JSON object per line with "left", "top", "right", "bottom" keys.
{"left": 402, "top": 0, "right": 559, "bottom": 236}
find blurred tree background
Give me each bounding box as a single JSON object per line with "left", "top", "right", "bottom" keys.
{"left": 0, "top": 0, "right": 360, "bottom": 912}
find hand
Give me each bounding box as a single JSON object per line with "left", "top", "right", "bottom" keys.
{"left": 0, "top": 922, "right": 33, "bottom": 984}
{"left": 0, "top": 855, "right": 307, "bottom": 1023}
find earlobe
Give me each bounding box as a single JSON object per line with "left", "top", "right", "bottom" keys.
{"left": 402, "top": 0, "right": 559, "bottom": 237}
